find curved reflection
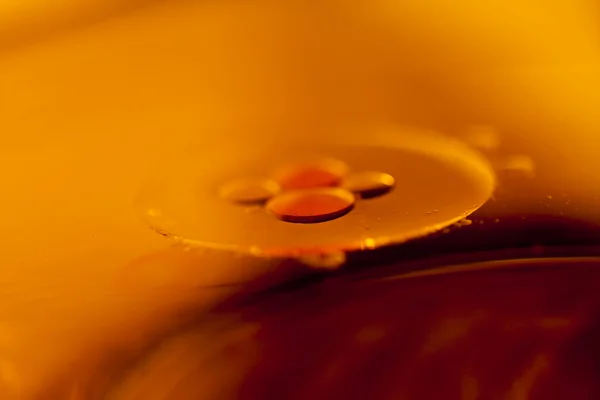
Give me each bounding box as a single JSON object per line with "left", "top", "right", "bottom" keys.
{"left": 91, "top": 256, "right": 600, "bottom": 400}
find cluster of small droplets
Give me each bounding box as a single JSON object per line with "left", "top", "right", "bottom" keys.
{"left": 219, "top": 158, "right": 395, "bottom": 224}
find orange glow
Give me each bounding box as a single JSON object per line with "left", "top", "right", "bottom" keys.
{"left": 1, "top": 0, "right": 600, "bottom": 398}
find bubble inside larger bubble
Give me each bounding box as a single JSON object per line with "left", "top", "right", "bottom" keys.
{"left": 135, "top": 129, "right": 496, "bottom": 256}
{"left": 266, "top": 188, "right": 355, "bottom": 223}
{"left": 342, "top": 171, "right": 395, "bottom": 199}
{"left": 272, "top": 158, "right": 349, "bottom": 190}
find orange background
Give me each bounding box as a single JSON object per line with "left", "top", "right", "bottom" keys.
{"left": 1, "top": 0, "right": 600, "bottom": 397}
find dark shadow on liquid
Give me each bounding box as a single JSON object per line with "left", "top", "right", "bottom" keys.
{"left": 49, "top": 174, "right": 600, "bottom": 399}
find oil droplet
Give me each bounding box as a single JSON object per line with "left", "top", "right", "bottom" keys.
{"left": 502, "top": 155, "right": 535, "bottom": 177}
{"left": 266, "top": 188, "right": 355, "bottom": 223}
{"left": 272, "top": 158, "right": 348, "bottom": 190}
{"left": 455, "top": 219, "right": 473, "bottom": 227}
{"left": 462, "top": 125, "right": 500, "bottom": 151}
{"left": 299, "top": 252, "right": 346, "bottom": 269}
{"left": 363, "top": 237, "right": 377, "bottom": 249}
{"left": 135, "top": 128, "right": 496, "bottom": 256}
{"left": 219, "top": 178, "right": 280, "bottom": 204}
{"left": 341, "top": 171, "right": 395, "bottom": 199}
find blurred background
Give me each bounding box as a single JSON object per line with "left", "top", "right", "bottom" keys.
{"left": 1, "top": 0, "right": 600, "bottom": 398}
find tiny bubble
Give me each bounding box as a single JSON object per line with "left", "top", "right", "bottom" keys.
{"left": 363, "top": 238, "right": 377, "bottom": 250}
{"left": 455, "top": 219, "right": 473, "bottom": 227}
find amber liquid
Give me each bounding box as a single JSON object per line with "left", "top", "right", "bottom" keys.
{"left": 98, "top": 175, "right": 600, "bottom": 399}
{"left": 91, "top": 254, "right": 600, "bottom": 400}
{"left": 3, "top": 1, "right": 600, "bottom": 399}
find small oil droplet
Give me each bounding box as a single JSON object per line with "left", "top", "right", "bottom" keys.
{"left": 342, "top": 171, "right": 395, "bottom": 199}
{"left": 455, "top": 219, "right": 473, "bottom": 227}
{"left": 363, "top": 238, "right": 377, "bottom": 250}
{"left": 219, "top": 178, "right": 280, "bottom": 204}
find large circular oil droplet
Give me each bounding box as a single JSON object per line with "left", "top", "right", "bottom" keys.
{"left": 341, "top": 171, "right": 395, "bottom": 199}
{"left": 219, "top": 178, "right": 280, "bottom": 204}
{"left": 135, "top": 128, "right": 496, "bottom": 256}
{"left": 272, "top": 158, "right": 348, "bottom": 190}
{"left": 266, "top": 188, "right": 355, "bottom": 223}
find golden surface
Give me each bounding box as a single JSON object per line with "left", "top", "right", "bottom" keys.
{"left": 0, "top": 0, "right": 600, "bottom": 398}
